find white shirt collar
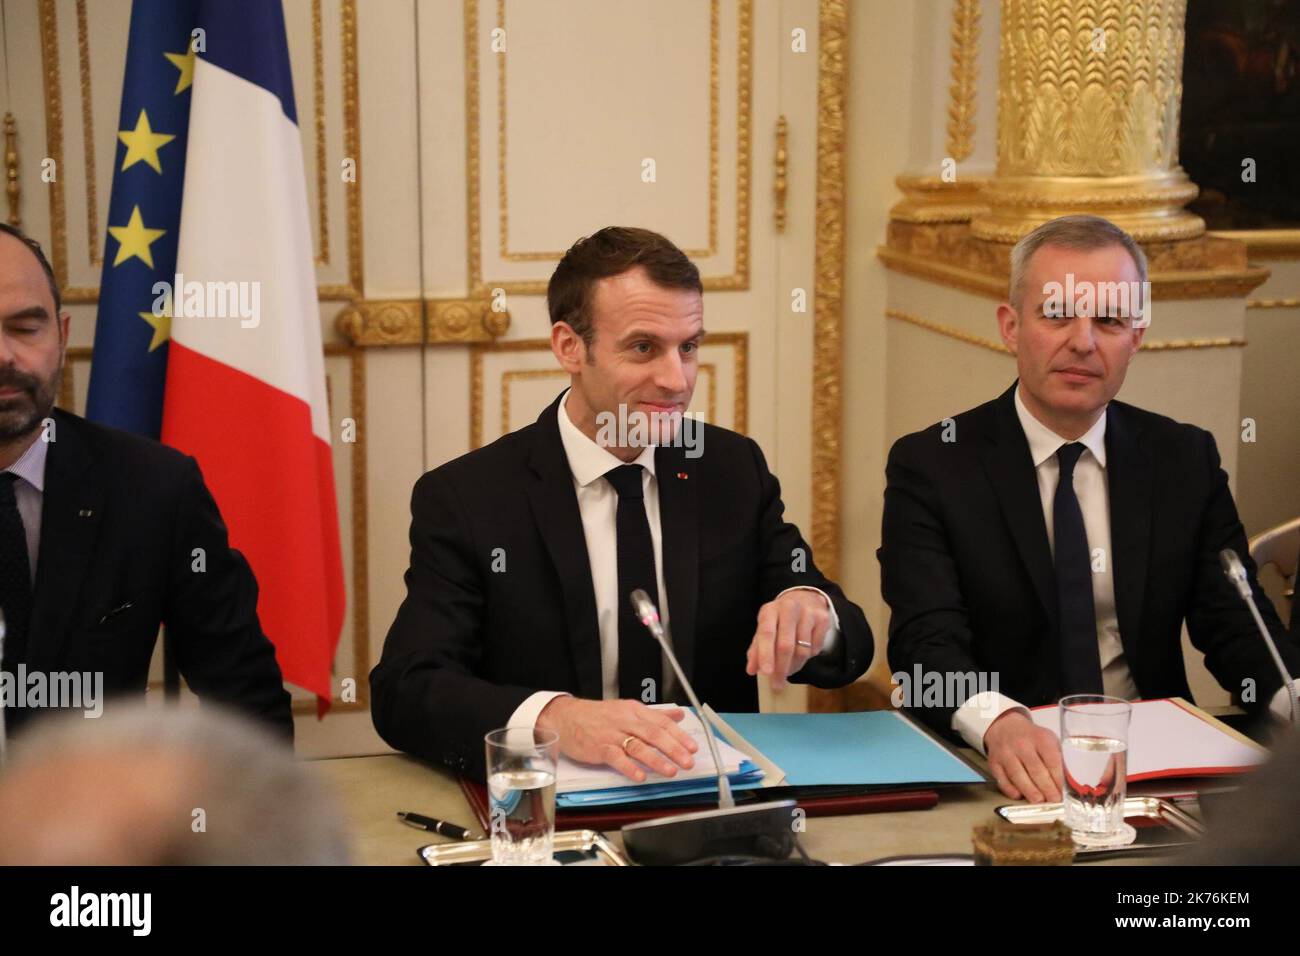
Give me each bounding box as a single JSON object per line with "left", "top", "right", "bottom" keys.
{"left": 3, "top": 433, "right": 49, "bottom": 493}
{"left": 1013, "top": 384, "right": 1107, "bottom": 469}
{"left": 556, "top": 389, "right": 657, "bottom": 487}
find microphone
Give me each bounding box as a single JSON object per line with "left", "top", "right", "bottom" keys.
{"left": 1220, "top": 549, "right": 1297, "bottom": 726}
{"left": 620, "top": 589, "right": 798, "bottom": 865}
{"left": 630, "top": 588, "right": 732, "bottom": 808}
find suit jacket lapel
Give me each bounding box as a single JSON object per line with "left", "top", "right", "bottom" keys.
{"left": 28, "top": 411, "right": 104, "bottom": 671}
{"left": 979, "top": 383, "right": 1058, "bottom": 629}
{"left": 524, "top": 395, "right": 603, "bottom": 700}
{"left": 1104, "top": 402, "right": 1151, "bottom": 668}
{"left": 655, "top": 442, "right": 699, "bottom": 690}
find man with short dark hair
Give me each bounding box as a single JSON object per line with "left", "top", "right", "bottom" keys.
{"left": 372, "top": 226, "right": 872, "bottom": 781}
{"left": 0, "top": 222, "right": 292, "bottom": 741}
{"left": 879, "top": 214, "right": 1299, "bottom": 803}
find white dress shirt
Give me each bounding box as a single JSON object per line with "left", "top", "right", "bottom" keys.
{"left": 952, "top": 386, "right": 1295, "bottom": 753}
{"left": 507, "top": 391, "right": 840, "bottom": 729}
{"left": 1, "top": 434, "right": 49, "bottom": 585}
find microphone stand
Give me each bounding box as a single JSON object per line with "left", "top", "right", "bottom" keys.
{"left": 630, "top": 588, "right": 733, "bottom": 808}
{"left": 620, "top": 589, "right": 798, "bottom": 865}
{"left": 1220, "top": 549, "right": 1298, "bottom": 726}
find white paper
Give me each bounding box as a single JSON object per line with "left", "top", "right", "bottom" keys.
{"left": 1031, "top": 698, "right": 1266, "bottom": 780}
{"left": 556, "top": 704, "right": 751, "bottom": 794}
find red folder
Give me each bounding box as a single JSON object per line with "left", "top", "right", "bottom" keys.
{"left": 1029, "top": 696, "right": 1268, "bottom": 781}
{"left": 458, "top": 777, "right": 938, "bottom": 832}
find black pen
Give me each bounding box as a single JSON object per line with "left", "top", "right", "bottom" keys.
{"left": 397, "top": 811, "right": 471, "bottom": 840}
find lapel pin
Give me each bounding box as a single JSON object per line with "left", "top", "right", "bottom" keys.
{"left": 78, "top": 508, "right": 94, "bottom": 517}
{"left": 676, "top": 472, "right": 688, "bottom": 480}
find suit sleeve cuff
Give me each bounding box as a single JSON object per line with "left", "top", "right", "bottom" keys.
{"left": 951, "top": 691, "right": 1030, "bottom": 756}
{"left": 777, "top": 586, "right": 841, "bottom": 656}
{"left": 1269, "top": 681, "right": 1299, "bottom": 724}
{"left": 507, "top": 691, "right": 572, "bottom": 730}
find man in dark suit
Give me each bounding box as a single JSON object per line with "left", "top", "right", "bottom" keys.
{"left": 879, "top": 214, "right": 1299, "bottom": 803}
{"left": 372, "top": 227, "right": 872, "bottom": 782}
{"left": 0, "top": 223, "right": 292, "bottom": 741}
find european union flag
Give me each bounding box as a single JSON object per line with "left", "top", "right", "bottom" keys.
{"left": 85, "top": 0, "right": 200, "bottom": 438}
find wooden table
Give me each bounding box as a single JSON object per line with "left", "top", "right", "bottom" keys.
{"left": 311, "top": 750, "right": 1185, "bottom": 866}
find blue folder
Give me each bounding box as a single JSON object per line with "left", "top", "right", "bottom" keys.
{"left": 555, "top": 761, "right": 765, "bottom": 808}
{"left": 555, "top": 710, "right": 982, "bottom": 807}
{"left": 717, "top": 711, "right": 985, "bottom": 787}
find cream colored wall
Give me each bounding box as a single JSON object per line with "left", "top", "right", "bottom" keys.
{"left": 841, "top": 0, "right": 1001, "bottom": 690}
{"left": 841, "top": 1, "right": 926, "bottom": 682}
{"left": 1238, "top": 261, "right": 1300, "bottom": 620}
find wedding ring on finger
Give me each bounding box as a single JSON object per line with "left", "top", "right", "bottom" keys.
{"left": 796, "top": 639, "right": 813, "bottom": 649}
{"left": 621, "top": 735, "right": 637, "bottom": 753}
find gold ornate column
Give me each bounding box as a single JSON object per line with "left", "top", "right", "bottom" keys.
{"left": 970, "top": 0, "right": 1203, "bottom": 242}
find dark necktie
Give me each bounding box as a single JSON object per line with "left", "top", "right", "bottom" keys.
{"left": 605, "top": 464, "right": 663, "bottom": 702}
{"left": 1053, "top": 443, "right": 1104, "bottom": 695}
{"left": 0, "top": 472, "right": 33, "bottom": 675}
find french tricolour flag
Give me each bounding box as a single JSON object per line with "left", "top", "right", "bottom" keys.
{"left": 162, "top": 1, "right": 344, "bottom": 714}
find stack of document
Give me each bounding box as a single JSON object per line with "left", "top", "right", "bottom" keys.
{"left": 1029, "top": 697, "right": 1267, "bottom": 781}
{"left": 556, "top": 706, "right": 764, "bottom": 807}
{"left": 555, "top": 703, "right": 990, "bottom": 807}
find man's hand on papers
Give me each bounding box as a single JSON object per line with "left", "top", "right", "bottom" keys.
{"left": 536, "top": 697, "right": 699, "bottom": 782}
{"left": 984, "top": 710, "right": 1063, "bottom": 803}
{"left": 745, "top": 589, "right": 832, "bottom": 691}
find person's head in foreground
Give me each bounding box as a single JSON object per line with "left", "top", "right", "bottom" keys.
{"left": 0, "top": 704, "right": 350, "bottom": 865}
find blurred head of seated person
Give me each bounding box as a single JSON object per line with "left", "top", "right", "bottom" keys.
{"left": 0, "top": 223, "right": 292, "bottom": 741}
{"left": 879, "top": 214, "right": 1300, "bottom": 804}
{"left": 1186, "top": 725, "right": 1300, "bottom": 865}
{"left": 370, "top": 226, "right": 873, "bottom": 782}
{"left": 0, "top": 703, "right": 349, "bottom": 865}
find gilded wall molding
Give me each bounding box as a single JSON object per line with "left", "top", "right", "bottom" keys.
{"left": 311, "top": 0, "right": 329, "bottom": 267}
{"left": 497, "top": 364, "right": 722, "bottom": 437}
{"left": 885, "top": 308, "right": 1246, "bottom": 352}
{"left": 1247, "top": 298, "right": 1300, "bottom": 310}
{"left": 465, "top": 0, "right": 751, "bottom": 293}
{"left": 1210, "top": 230, "right": 1300, "bottom": 262}
{"left": 75, "top": 0, "right": 100, "bottom": 266}
{"left": 773, "top": 115, "right": 788, "bottom": 232}
{"left": 4, "top": 112, "right": 18, "bottom": 225}
{"left": 331, "top": 0, "right": 365, "bottom": 301}
{"left": 882, "top": 222, "right": 1272, "bottom": 301}
{"left": 38, "top": 0, "right": 365, "bottom": 304}
{"left": 38, "top": 0, "right": 85, "bottom": 301}
{"left": 811, "top": 0, "right": 847, "bottom": 584}
{"left": 336, "top": 296, "right": 510, "bottom": 346}
{"left": 807, "top": 0, "right": 850, "bottom": 714}
{"left": 945, "top": 0, "right": 979, "bottom": 163}
{"left": 468, "top": 332, "right": 748, "bottom": 450}
{"left": 307, "top": 340, "right": 372, "bottom": 714}
{"left": 499, "top": 368, "right": 567, "bottom": 434}
{"left": 495, "top": 0, "right": 720, "bottom": 261}
{"left": 889, "top": 173, "right": 989, "bottom": 224}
